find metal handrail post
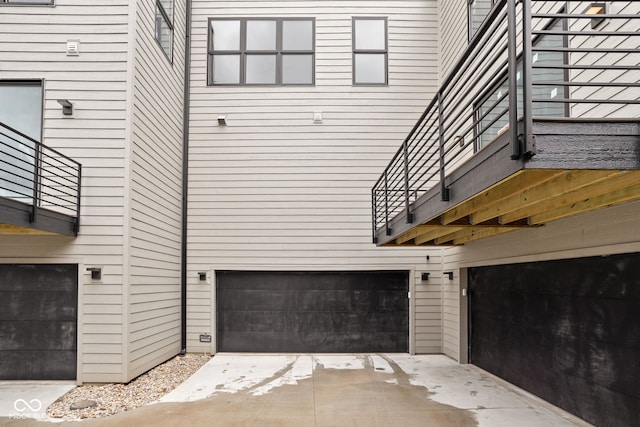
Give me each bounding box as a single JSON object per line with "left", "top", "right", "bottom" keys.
{"left": 384, "top": 171, "right": 391, "bottom": 235}
{"left": 507, "top": 0, "right": 521, "bottom": 159}
{"left": 30, "top": 142, "right": 42, "bottom": 223}
{"left": 403, "top": 139, "right": 413, "bottom": 223}
{"left": 438, "top": 91, "right": 449, "bottom": 201}
{"left": 521, "top": 0, "right": 535, "bottom": 157}
{"left": 75, "top": 164, "right": 82, "bottom": 234}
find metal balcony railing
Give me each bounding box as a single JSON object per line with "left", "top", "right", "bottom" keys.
{"left": 0, "top": 121, "right": 81, "bottom": 232}
{"left": 372, "top": 0, "right": 639, "bottom": 241}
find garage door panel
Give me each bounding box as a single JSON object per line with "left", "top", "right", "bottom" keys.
{"left": 0, "top": 264, "right": 77, "bottom": 380}
{"left": 0, "top": 350, "right": 77, "bottom": 381}
{"left": 217, "top": 271, "right": 409, "bottom": 353}
{"left": 469, "top": 252, "right": 640, "bottom": 426}
{"left": 1, "top": 291, "right": 77, "bottom": 320}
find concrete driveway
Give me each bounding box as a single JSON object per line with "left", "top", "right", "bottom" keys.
{"left": 0, "top": 354, "right": 589, "bottom": 426}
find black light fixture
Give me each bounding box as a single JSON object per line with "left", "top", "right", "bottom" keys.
{"left": 421, "top": 272, "right": 430, "bottom": 281}
{"left": 217, "top": 115, "right": 227, "bottom": 126}
{"left": 198, "top": 272, "right": 207, "bottom": 281}
{"left": 444, "top": 271, "right": 454, "bottom": 280}
{"left": 87, "top": 267, "right": 102, "bottom": 280}
{"left": 57, "top": 99, "right": 73, "bottom": 116}
{"left": 585, "top": 3, "right": 606, "bottom": 29}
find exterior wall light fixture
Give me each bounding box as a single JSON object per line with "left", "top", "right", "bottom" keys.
{"left": 217, "top": 115, "right": 227, "bottom": 126}
{"left": 57, "top": 99, "right": 73, "bottom": 116}
{"left": 87, "top": 267, "right": 102, "bottom": 280}
{"left": 198, "top": 272, "right": 207, "bottom": 281}
{"left": 585, "top": 3, "right": 606, "bottom": 29}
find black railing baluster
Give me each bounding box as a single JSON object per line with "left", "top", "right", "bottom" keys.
{"left": 403, "top": 139, "right": 413, "bottom": 223}
{"left": 508, "top": 0, "right": 520, "bottom": 160}
{"left": 521, "top": 0, "right": 535, "bottom": 157}
{"left": 384, "top": 170, "right": 391, "bottom": 235}
{"left": 438, "top": 91, "right": 449, "bottom": 202}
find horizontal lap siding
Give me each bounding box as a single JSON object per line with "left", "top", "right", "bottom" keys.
{"left": 127, "top": 0, "right": 186, "bottom": 379}
{"left": 569, "top": 1, "right": 640, "bottom": 118}
{"left": 0, "top": 1, "right": 129, "bottom": 382}
{"left": 187, "top": 0, "right": 442, "bottom": 354}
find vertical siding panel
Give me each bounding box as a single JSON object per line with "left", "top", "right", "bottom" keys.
{"left": 187, "top": 0, "right": 443, "bottom": 354}
{"left": 0, "top": 1, "right": 129, "bottom": 383}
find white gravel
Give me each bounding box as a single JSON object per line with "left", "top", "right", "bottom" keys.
{"left": 47, "top": 353, "right": 211, "bottom": 421}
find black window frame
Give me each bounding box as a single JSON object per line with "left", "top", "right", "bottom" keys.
{"left": 352, "top": 16, "right": 388, "bottom": 86}
{"left": 207, "top": 17, "right": 316, "bottom": 87}
{"left": 468, "top": 0, "right": 498, "bottom": 41}
{"left": 0, "top": 0, "right": 54, "bottom": 4}
{"left": 155, "top": 0, "right": 174, "bottom": 62}
{"left": 472, "top": 12, "right": 569, "bottom": 151}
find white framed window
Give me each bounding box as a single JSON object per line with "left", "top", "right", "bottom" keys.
{"left": 352, "top": 17, "right": 388, "bottom": 85}
{"left": 208, "top": 18, "right": 315, "bottom": 86}
{"left": 155, "top": 0, "right": 174, "bottom": 61}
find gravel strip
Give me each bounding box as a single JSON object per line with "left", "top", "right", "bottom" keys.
{"left": 47, "top": 353, "right": 211, "bottom": 421}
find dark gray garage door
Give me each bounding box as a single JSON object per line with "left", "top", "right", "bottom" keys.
{"left": 469, "top": 253, "right": 640, "bottom": 427}
{"left": 0, "top": 264, "right": 77, "bottom": 380}
{"left": 217, "top": 270, "right": 409, "bottom": 353}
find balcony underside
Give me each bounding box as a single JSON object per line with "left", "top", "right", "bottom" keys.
{"left": 0, "top": 197, "right": 78, "bottom": 237}
{"left": 377, "top": 119, "right": 640, "bottom": 246}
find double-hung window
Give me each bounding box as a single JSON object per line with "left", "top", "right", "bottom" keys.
{"left": 352, "top": 17, "right": 388, "bottom": 85}
{"left": 208, "top": 18, "right": 315, "bottom": 86}
{"left": 155, "top": 0, "right": 174, "bottom": 61}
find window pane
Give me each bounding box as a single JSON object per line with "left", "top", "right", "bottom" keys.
{"left": 246, "top": 20, "right": 276, "bottom": 51}
{"left": 158, "top": 0, "right": 173, "bottom": 20}
{"left": 246, "top": 55, "right": 276, "bottom": 84}
{"left": 283, "top": 20, "right": 313, "bottom": 51}
{"left": 6, "top": 0, "right": 53, "bottom": 3}
{"left": 354, "top": 19, "right": 386, "bottom": 50}
{"left": 470, "top": 0, "right": 493, "bottom": 36}
{"left": 155, "top": 6, "right": 173, "bottom": 58}
{"left": 212, "top": 55, "right": 241, "bottom": 84}
{"left": 354, "top": 54, "right": 386, "bottom": 84}
{"left": 0, "top": 83, "right": 40, "bottom": 200}
{"left": 282, "top": 55, "right": 313, "bottom": 85}
{"left": 210, "top": 20, "right": 241, "bottom": 51}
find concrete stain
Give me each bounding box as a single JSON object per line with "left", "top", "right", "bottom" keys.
{"left": 1, "top": 355, "right": 478, "bottom": 427}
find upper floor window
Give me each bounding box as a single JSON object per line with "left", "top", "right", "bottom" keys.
{"left": 208, "top": 18, "right": 315, "bottom": 86}
{"left": 1, "top": 0, "right": 53, "bottom": 3}
{"left": 468, "top": 0, "right": 497, "bottom": 39}
{"left": 0, "top": 80, "right": 42, "bottom": 200}
{"left": 155, "top": 0, "right": 174, "bottom": 61}
{"left": 352, "top": 17, "right": 388, "bottom": 85}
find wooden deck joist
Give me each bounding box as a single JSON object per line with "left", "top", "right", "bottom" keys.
{"left": 381, "top": 169, "right": 640, "bottom": 246}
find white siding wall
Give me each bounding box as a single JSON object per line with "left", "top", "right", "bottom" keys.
{"left": 438, "top": 0, "right": 467, "bottom": 82}
{"left": 0, "top": 0, "right": 130, "bottom": 382}
{"left": 126, "top": 0, "right": 186, "bottom": 379}
{"left": 187, "top": 0, "right": 443, "bottom": 354}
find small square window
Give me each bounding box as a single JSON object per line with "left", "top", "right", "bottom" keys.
{"left": 353, "top": 17, "right": 388, "bottom": 85}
